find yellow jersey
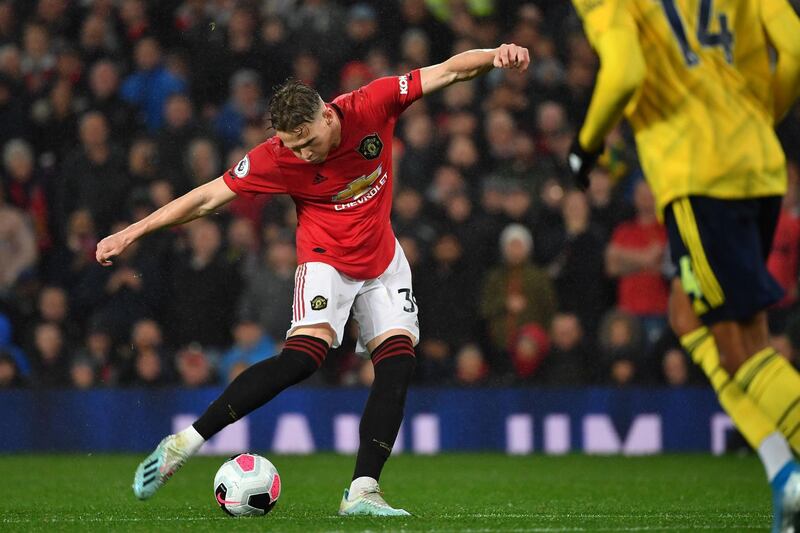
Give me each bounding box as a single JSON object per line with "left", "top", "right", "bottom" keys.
{"left": 573, "top": 0, "right": 796, "bottom": 213}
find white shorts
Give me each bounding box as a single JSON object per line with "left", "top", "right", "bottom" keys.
{"left": 288, "top": 240, "right": 420, "bottom": 353}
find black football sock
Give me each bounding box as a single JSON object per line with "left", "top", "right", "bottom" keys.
{"left": 352, "top": 335, "right": 416, "bottom": 481}
{"left": 193, "top": 335, "right": 328, "bottom": 440}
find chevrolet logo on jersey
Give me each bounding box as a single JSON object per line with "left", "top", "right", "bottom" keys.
{"left": 332, "top": 164, "right": 383, "bottom": 203}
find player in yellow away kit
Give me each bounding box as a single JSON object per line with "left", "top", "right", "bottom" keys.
{"left": 568, "top": 0, "right": 800, "bottom": 531}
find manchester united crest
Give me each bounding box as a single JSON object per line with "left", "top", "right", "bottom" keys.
{"left": 357, "top": 134, "right": 383, "bottom": 160}
{"left": 310, "top": 295, "right": 328, "bottom": 311}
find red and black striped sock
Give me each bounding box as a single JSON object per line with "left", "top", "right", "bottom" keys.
{"left": 193, "top": 335, "right": 328, "bottom": 440}
{"left": 352, "top": 335, "right": 416, "bottom": 481}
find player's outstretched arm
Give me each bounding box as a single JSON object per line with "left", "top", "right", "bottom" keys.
{"left": 761, "top": 0, "right": 800, "bottom": 122}
{"left": 568, "top": 22, "right": 644, "bottom": 189}
{"left": 95, "top": 176, "right": 237, "bottom": 265}
{"left": 419, "top": 44, "right": 530, "bottom": 95}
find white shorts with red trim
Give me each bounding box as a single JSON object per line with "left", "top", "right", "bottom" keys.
{"left": 288, "top": 240, "right": 420, "bottom": 353}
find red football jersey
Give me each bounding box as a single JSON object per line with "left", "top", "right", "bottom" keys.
{"left": 223, "top": 71, "right": 423, "bottom": 280}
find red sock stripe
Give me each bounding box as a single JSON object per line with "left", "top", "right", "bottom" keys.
{"left": 285, "top": 336, "right": 327, "bottom": 366}
{"left": 285, "top": 337, "right": 327, "bottom": 357}
{"left": 289, "top": 342, "right": 326, "bottom": 365}
{"left": 371, "top": 336, "right": 415, "bottom": 366}
{"left": 372, "top": 337, "right": 409, "bottom": 353}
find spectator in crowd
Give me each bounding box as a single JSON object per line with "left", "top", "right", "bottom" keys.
{"left": 219, "top": 320, "right": 276, "bottom": 383}
{"left": 0, "top": 185, "right": 36, "bottom": 296}
{"left": 452, "top": 344, "right": 490, "bottom": 387}
{"left": 416, "top": 233, "right": 480, "bottom": 367}
{"left": 156, "top": 93, "right": 209, "bottom": 194}
{"left": 30, "top": 322, "right": 69, "bottom": 388}
{"left": 598, "top": 310, "right": 644, "bottom": 387}
{"left": 58, "top": 111, "right": 129, "bottom": 235}
{"left": 33, "top": 285, "right": 80, "bottom": 346}
{"left": 225, "top": 216, "right": 260, "bottom": 279}
{"left": 74, "top": 324, "right": 115, "bottom": 386}
{"left": 121, "top": 36, "right": 186, "bottom": 131}
{"left": 31, "top": 77, "right": 79, "bottom": 165}
{"left": 238, "top": 234, "right": 296, "bottom": 342}
{"left": 344, "top": 4, "right": 384, "bottom": 61}
{"left": 661, "top": 348, "right": 690, "bottom": 388}
{"left": 2, "top": 138, "right": 50, "bottom": 251}
{"left": 120, "top": 318, "right": 172, "bottom": 387}
{"left": 481, "top": 224, "right": 556, "bottom": 362}
{"left": 176, "top": 344, "right": 215, "bottom": 388}
{"left": 605, "top": 180, "right": 669, "bottom": 345}
{"left": 537, "top": 313, "right": 590, "bottom": 386}
{"left": 185, "top": 137, "right": 221, "bottom": 188}
{"left": 70, "top": 356, "right": 97, "bottom": 389}
{"left": 508, "top": 322, "right": 550, "bottom": 383}
{"left": 547, "top": 189, "right": 608, "bottom": 338}
{"left": 20, "top": 22, "right": 55, "bottom": 95}
{"left": 87, "top": 59, "right": 139, "bottom": 142}
{"left": 392, "top": 188, "right": 437, "bottom": 259}
{"left": 586, "top": 165, "right": 633, "bottom": 240}
{"left": 79, "top": 14, "right": 118, "bottom": 66}
{"left": 213, "top": 69, "right": 265, "bottom": 150}
{"left": 398, "top": 113, "right": 438, "bottom": 192}
{"left": 167, "top": 219, "right": 240, "bottom": 349}
{"left": 0, "top": 351, "right": 26, "bottom": 388}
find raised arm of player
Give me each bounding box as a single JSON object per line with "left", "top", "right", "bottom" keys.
{"left": 419, "top": 44, "right": 530, "bottom": 95}
{"left": 761, "top": 0, "right": 800, "bottom": 122}
{"left": 568, "top": 0, "right": 645, "bottom": 188}
{"left": 95, "top": 176, "right": 237, "bottom": 265}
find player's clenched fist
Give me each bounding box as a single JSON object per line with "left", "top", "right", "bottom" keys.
{"left": 96, "top": 232, "right": 131, "bottom": 266}
{"left": 492, "top": 43, "right": 530, "bottom": 71}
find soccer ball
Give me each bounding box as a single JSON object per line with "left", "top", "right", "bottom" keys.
{"left": 213, "top": 453, "right": 281, "bottom": 517}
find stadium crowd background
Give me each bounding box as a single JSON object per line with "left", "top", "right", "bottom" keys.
{"left": 0, "top": 0, "right": 799, "bottom": 392}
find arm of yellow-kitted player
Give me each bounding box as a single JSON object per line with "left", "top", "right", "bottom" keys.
{"left": 761, "top": 0, "right": 800, "bottom": 122}
{"left": 578, "top": 27, "right": 646, "bottom": 152}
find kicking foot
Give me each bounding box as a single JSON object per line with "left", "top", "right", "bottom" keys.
{"left": 132, "top": 434, "right": 190, "bottom": 500}
{"left": 773, "top": 461, "right": 800, "bottom": 533}
{"left": 338, "top": 485, "right": 411, "bottom": 517}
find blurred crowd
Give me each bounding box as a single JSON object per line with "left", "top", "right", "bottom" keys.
{"left": 1, "top": 0, "right": 800, "bottom": 392}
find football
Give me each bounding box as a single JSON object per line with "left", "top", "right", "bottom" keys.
{"left": 213, "top": 453, "right": 281, "bottom": 517}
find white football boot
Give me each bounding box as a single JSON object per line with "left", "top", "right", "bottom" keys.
{"left": 338, "top": 482, "right": 411, "bottom": 517}
{"left": 132, "top": 434, "right": 191, "bottom": 500}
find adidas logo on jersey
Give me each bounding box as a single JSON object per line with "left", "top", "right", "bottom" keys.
{"left": 313, "top": 174, "right": 328, "bottom": 184}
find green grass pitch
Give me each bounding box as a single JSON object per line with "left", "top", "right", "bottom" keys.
{"left": 0, "top": 453, "right": 769, "bottom": 532}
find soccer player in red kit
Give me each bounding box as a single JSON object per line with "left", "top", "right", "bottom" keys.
{"left": 96, "top": 44, "right": 529, "bottom": 515}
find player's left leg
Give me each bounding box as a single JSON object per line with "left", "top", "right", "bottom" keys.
{"left": 339, "top": 240, "right": 418, "bottom": 517}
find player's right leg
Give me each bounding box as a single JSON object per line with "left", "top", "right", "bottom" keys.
{"left": 132, "top": 331, "right": 330, "bottom": 499}
{"left": 133, "top": 262, "right": 356, "bottom": 500}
